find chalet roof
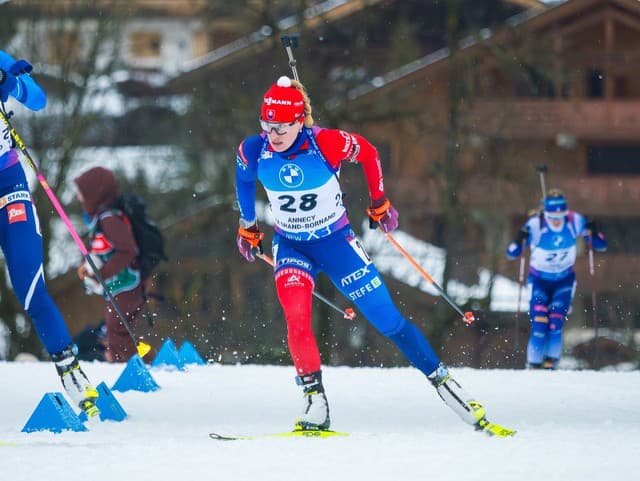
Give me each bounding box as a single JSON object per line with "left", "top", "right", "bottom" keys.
{"left": 345, "top": 0, "right": 640, "bottom": 102}
{"left": 168, "top": 0, "right": 383, "bottom": 88}
{"left": 168, "top": 0, "right": 545, "bottom": 89}
{"left": 4, "top": 0, "right": 211, "bottom": 16}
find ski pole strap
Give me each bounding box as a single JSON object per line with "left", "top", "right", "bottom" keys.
{"left": 367, "top": 198, "right": 391, "bottom": 222}
{"left": 238, "top": 226, "right": 264, "bottom": 248}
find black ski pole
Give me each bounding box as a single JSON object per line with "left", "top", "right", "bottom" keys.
{"left": 280, "top": 34, "right": 301, "bottom": 82}
{"left": 514, "top": 243, "right": 526, "bottom": 368}
{"left": 514, "top": 165, "right": 549, "bottom": 366}
{"left": 256, "top": 252, "right": 355, "bottom": 320}
{"left": 512, "top": 164, "right": 548, "bottom": 365}
{"left": 537, "top": 164, "right": 548, "bottom": 201}
{"left": 587, "top": 238, "right": 600, "bottom": 370}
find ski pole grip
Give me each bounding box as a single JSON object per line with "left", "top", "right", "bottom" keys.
{"left": 250, "top": 242, "right": 264, "bottom": 257}
{"left": 280, "top": 34, "right": 299, "bottom": 48}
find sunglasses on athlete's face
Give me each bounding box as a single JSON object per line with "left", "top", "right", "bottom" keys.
{"left": 545, "top": 212, "right": 566, "bottom": 221}
{"left": 259, "top": 118, "right": 299, "bottom": 135}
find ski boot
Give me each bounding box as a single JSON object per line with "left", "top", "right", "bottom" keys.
{"left": 294, "top": 370, "right": 330, "bottom": 431}
{"left": 542, "top": 356, "right": 558, "bottom": 370}
{"left": 51, "top": 344, "right": 100, "bottom": 419}
{"left": 527, "top": 358, "right": 558, "bottom": 369}
{"left": 428, "top": 363, "right": 486, "bottom": 428}
{"left": 428, "top": 363, "right": 516, "bottom": 437}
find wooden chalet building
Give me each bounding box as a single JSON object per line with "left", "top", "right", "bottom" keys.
{"left": 343, "top": 0, "right": 640, "bottom": 353}
{"left": 4, "top": 0, "right": 637, "bottom": 366}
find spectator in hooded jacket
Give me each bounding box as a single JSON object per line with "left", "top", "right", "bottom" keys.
{"left": 74, "top": 167, "right": 146, "bottom": 362}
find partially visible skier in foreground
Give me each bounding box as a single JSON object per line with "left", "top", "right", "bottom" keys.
{"left": 234, "top": 75, "right": 513, "bottom": 436}
{"left": 0, "top": 50, "right": 99, "bottom": 418}
{"left": 507, "top": 189, "right": 607, "bottom": 369}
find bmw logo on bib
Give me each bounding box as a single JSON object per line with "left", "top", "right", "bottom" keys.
{"left": 279, "top": 163, "right": 304, "bottom": 188}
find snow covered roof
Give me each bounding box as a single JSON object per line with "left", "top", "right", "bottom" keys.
{"left": 173, "top": 0, "right": 383, "bottom": 81}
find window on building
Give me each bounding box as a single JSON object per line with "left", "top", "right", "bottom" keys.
{"left": 587, "top": 146, "right": 640, "bottom": 174}
{"left": 586, "top": 69, "right": 604, "bottom": 98}
{"left": 613, "top": 76, "right": 629, "bottom": 98}
{"left": 514, "top": 65, "right": 557, "bottom": 98}
{"left": 130, "top": 32, "right": 162, "bottom": 59}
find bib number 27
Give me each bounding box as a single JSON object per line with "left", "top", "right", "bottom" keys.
{"left": 545, "top": 251, "right": 569, "bottom": 263}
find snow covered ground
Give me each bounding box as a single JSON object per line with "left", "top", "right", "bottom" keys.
{"left": 0, "top": 361, "right": 637, "bottom": 481}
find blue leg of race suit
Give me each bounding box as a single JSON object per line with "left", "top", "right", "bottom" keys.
{"left": 544, "top": 278, "right": 575, "bottom": 361}
{"left": 0, "top": 167, "right": 72, "bottom": 354}
{"left": 527, "top": 274, "right": 575, "bottom": 365}
{"left": 527, "top": 279, "right": 550, "bottom": 366}
{"left": 276, "top": 227, "right": 440, "bottom": 377}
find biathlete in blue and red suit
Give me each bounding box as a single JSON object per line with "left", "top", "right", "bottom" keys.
{"left": 507, "top": 189, "right": 607, "bottom": 369}
{"left": 235, "top": 75, "right": 502, "bottom": 433}
{"left": 0, "top": 49, "right": 99, "bottom": 417}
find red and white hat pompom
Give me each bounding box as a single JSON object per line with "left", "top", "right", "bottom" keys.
{"left": 261, "top": 76, "right": 304, "bottom": 123}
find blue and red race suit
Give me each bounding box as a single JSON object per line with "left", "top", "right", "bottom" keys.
{"left": 506, "top": 211, "right": 607, "bottom": 365}
{"left": 236, "top": 126, "right": 440, "bottom": 377}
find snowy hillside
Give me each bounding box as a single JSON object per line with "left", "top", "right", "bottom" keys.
{"left": 0, "top": 362, "right": 637, "bottom": 481}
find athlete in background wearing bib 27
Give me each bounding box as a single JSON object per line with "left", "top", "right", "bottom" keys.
{"left": 507, "top": 190, "right": 607, "bottom": 369}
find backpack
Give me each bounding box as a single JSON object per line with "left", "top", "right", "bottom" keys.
{"left": 110, "top": 192, "right": 167, "bottom": 280}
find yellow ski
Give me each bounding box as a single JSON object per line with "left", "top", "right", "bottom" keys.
{"left": 209, "top": 428, "right": 349, "bottom": 441}
{"left": 477, "top": 419, "right": 517, "bottom": 437}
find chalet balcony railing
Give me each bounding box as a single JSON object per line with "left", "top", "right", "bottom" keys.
{"left": 392, "top": 176, "right": 640, "bottom": 217}
{"left": 462, "top": 99, "right": 640, "bottom": 141}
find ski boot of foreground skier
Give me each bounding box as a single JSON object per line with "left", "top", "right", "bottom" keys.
{"left": 428, "top": 363, "right": 516, "bottom": 437}
{"left": 51, "top": 343, "right": 100, "bottom": 419}
{"left": 294, "top": 370, "right": 330, "bottom": 431}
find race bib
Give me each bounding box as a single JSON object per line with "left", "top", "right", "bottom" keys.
{"left": 267, "top": 179, "right": 346, "bottom": 237}
{"left": 0, "top": 125, "right": 12, "bottom": 157}
{"left": 530, "top": 246, "right": 576, "bottom": 274}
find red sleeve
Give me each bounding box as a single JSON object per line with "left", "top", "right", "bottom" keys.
{"left": 99, "top": 213, "right": 138, "bottom": 278}
{"left": 315, "top": 128, "right": 385, "bottom": 201}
